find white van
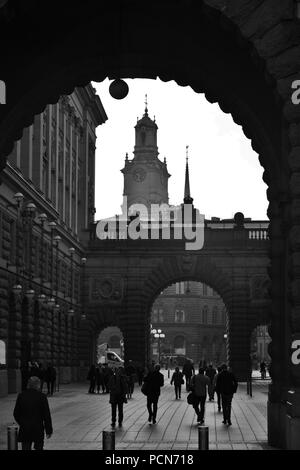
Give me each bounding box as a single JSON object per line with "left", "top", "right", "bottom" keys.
{"left": 98, "top": 350, "right": 124, "bottom": 369}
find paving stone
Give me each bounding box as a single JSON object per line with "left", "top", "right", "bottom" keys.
{"left": 0, "top": 373, "right": 273, "bottom": 451}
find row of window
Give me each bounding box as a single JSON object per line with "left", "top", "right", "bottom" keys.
{"left": 174, "top": 282, "right": 218, "bottom": 297}
{"left": 152, "top": 306, "right": 226, "bottom": 324}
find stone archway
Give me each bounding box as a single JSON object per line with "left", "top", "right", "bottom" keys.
{"left": 0, "top": 0, "right": 299, "bottom": 448}
{"left": 142, "top": 255, "right": 252, "bottom": 381}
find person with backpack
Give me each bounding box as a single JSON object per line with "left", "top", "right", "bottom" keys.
{"left": 215, "top": 364, "right": 238, "bottom": 426}
{"left": 170, "top": 366, "right": 184, "bottom": 399}
{"left": 182, "top": 359, "right": 195, "bottom": 391}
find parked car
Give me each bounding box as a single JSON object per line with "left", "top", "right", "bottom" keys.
{"left": 161, "top": 355, "right": 194, "bottom": 368}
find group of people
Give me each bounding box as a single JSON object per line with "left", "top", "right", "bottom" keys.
{"left": 185, "top": 363, "right": 238, "bottom": 426}
{"left": 86, "top": 360, "right": 142, "bottom": 399}
{"left": 20, "top": 361, "right": 57, "bottom": 396}
{"left": 170, "top": 361, "right": 238, "bottom": 426}
{"left": 12, "top": 359, "right": 237, "bottom": 450}
{"left": 86, "top": 363, "right": 113, "bottom": 394}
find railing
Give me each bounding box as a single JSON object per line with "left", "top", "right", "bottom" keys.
{"left": 248, "top": 230, "right": 268, "bottom": 240}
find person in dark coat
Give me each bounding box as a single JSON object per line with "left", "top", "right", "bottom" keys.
{"left": 96, "top": 365, "right": 105, "bottom": 394}
{"left": 170, "top": 366, "right": 184, "bottom": 399}
{"left": 205, "top": 364, "right": 217, "bottom": 401}
{"left": 103, "top": 363, "right": 114, "bottom": 393}
{"left": 125, "top": 360, "right": 136, "bottom": 399}
{"left": 182, "top": 360, "right": 195, "bottom": 391}
{"left": 136, "top": 364, "right": 144, "bottom": 386}
{"left": 190, "top": 367, "right": 210, "bottom": 424}
{"left": 20, "top": 362, "right": 30, "bottom": 391}
{"left": 13, "top": 376, "right": 53, "bottom": 450}
{"left": 108, "top": 367, "right": 128, "bottom": 427}
{"left": 215, "top": 364, "right": 238, "bottom": 426}
{"left": 87, "top": 364, "right": 96, "bottom": 393}
{"left": 143, "top": 363, "right": 164, "bottom": 424}
{"left": 37, "top": 363, "right": 46, "bottom": 393}
{"left": 45, "top": 363, "right": 56, "bottom": 396}
{"left": 213, "top": 366, "right": 222, "bottom": 412}
{"left": 260, "top": 361, "right": 266, "bottom": 380}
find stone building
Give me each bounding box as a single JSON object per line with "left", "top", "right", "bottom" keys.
{"left": 0, "top": 84, "right": 107, "bottom": 396}
{"left": 151, "top": 280, "right": 227, "bottom": 366}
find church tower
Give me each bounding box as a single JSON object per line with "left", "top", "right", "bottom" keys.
{"left": 121, "top": 96, "right": 170, "bottom": 212}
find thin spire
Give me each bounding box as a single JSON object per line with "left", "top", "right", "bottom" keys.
{"left": 144, "top": 93, "right": 148, "bottom": 115}
{"left": 184, "top": 145, "right": 193, "bottom": 204}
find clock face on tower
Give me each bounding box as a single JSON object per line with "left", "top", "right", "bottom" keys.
{"left": 132, "top": 167, "right": 146, "bottom": 182}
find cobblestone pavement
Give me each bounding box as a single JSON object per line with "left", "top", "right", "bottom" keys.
{"left": 0, "top": 372, "right": 277, "bottom": 450}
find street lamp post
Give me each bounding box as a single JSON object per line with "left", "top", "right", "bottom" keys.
{"left": 151, "top": 328, "right": 165, "bottom": 364}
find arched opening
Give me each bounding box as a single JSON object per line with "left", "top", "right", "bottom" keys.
{"left": 150, "top": 280, "right": 227, "bottom": 367}
{"left": 251, "top": 324, "right": 271, "bottom": 377}
{"left": 97, "top": 326, "right": 124, "bottom": 360}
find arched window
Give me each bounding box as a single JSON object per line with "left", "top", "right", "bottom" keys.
{"left": 158, "top": 308, "right": 164, "bottom": 322}
{"left": 174, "top": 336, "right": 186, "bottom": 355}
{"left": 222, "top": 307, "right": 227, "bottom": 325}
{"left": 0, "top": 340, "right": 6, "bottom": 367}
{"left": 175, "top": 310, "right": 185, "bottom": 323}
{"left": 152, "top": 308, "right": 158, "bottom": 323}
{"left": 202, "top": 305, "right": 208, "bottom": 324}
{"left": 212, "top": 306, "right": 218, "bottom": 324}
{"left": 175, "top": 282, "right": 185, "bottom": 295}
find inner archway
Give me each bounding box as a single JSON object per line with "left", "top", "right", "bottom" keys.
{"left": 150, "top": 281, "right": 227, "bottom": 367}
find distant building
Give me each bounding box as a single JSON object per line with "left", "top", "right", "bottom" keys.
{"left": 251, "top": 325, "right": 271, "bottom": 369}
{"left": 151, "top": 280, "right": 227, "bottom": 366}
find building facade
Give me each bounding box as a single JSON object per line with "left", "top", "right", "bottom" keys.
{"left": 151, "top": 280, "right": 227, "bottom": 366}
{"left": 0, "top": 84, "right": 107, "bottom": 396}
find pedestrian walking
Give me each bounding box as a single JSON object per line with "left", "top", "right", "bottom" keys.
{"left": 125, "top": 360, "right": 136, "bottom": 399}
{"left": 190, "top": 367, "right": 210, "bottom": 424}
{"left": 136, "top": 364, "right": 144, "bottom": 386}
{"left": 37, "top": 363, "right": 46, "bottom": 392}
{"left": 103, "top": 363, "right": 114, "bottom": 393}
{"left": 45, "top": 363, "right": 56, "bottom": 396}
{"left": 260, "top": 361, "right": 266, "bottom": 380}
{"left": 108, "top": 367, "right": 128, "bottom": 427}
{"left": 87, "top": 364, "right": 96, "bottom": 393}
{"left": 213, "top": 366, "right": 222, "bottom": 412}
{"left": 170, "top": 366, "right": 184, "bottom": 399}
{"left": 215, "top": 363, "right": 238, "bottom": 426}
{"left": 182, "top": 359, "right": 195, "bottom": 391}
{"left": 96, "top": 365, "right": 105, "bottom": 394}
{"left": 13, "top": 376, "right": 53, "bottom": 450}
{"left": 143, "top": 364, "right": 164, "bottom": 424}
{"left": 20, "top": 362, "right": 30, "bottom": 391}
{"left": 205, "top": 364, "right": 217, "bottom": 401}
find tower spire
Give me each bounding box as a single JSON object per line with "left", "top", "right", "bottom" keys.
{"left": 184, "top": 145, "right": 193, "bottom": 204}
{"left": 144, "top": 93, "right": 148, "bottom": 115}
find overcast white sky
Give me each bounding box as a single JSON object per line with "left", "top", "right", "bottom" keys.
{"left": 92, "top": 78, "right": 268, "bottom": 221}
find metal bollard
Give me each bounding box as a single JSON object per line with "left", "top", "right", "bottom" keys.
{"left": 168, "top": 369, "right": 170, "bottom": 378}
{"left": 198, "top": 425, "right": 209, "bottom": 450}
{"left": 102, "top": 430, "right": 115, "bottom": 450}
{"left": 7, "top": 425, "right": 18, "bottom": 450}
